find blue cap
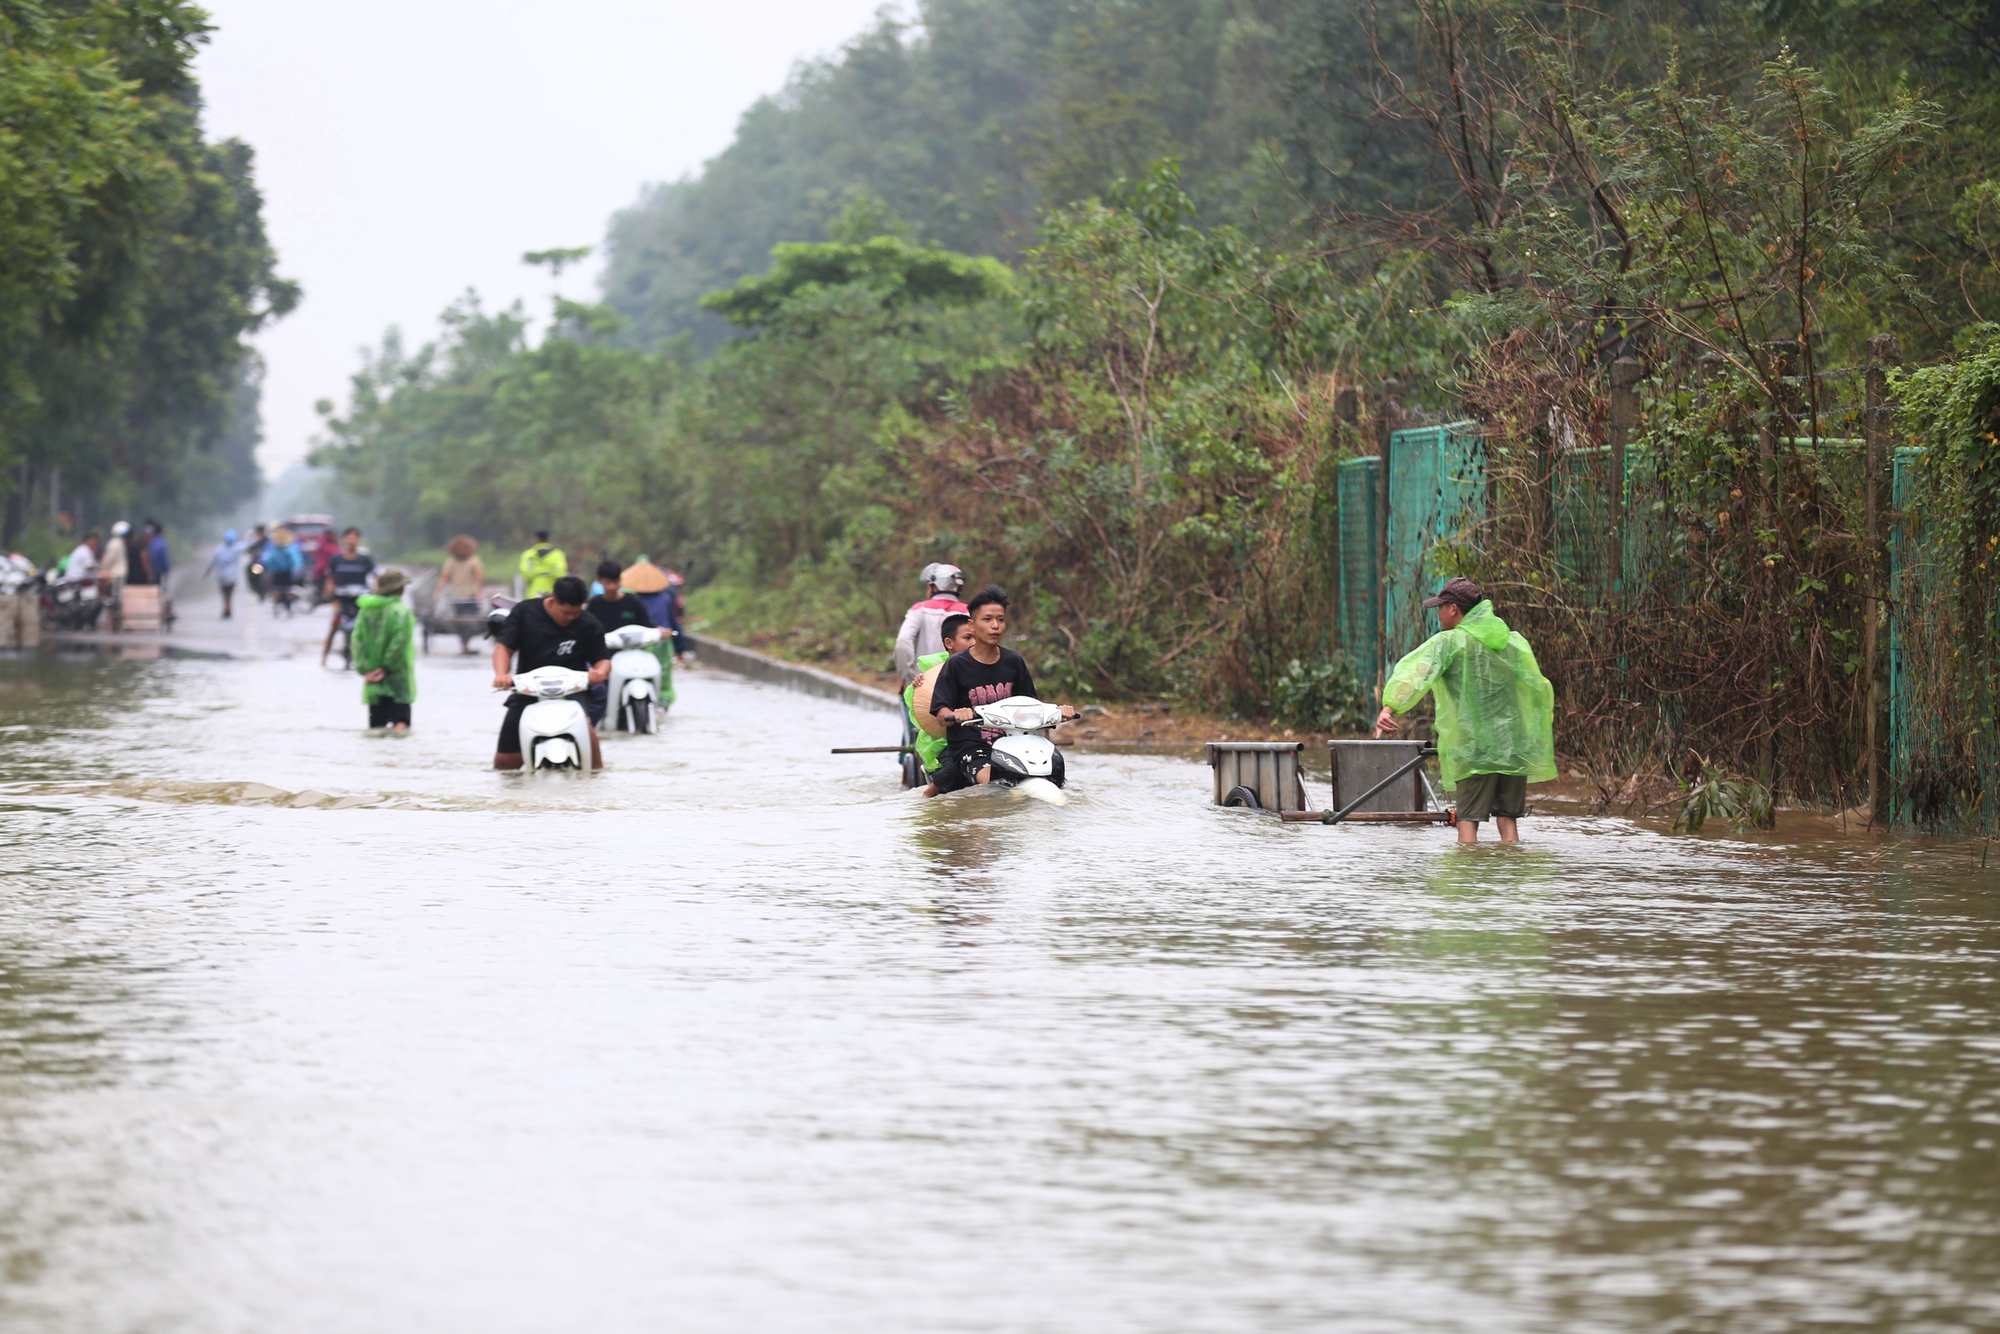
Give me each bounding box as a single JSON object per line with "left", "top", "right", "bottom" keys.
{"left": 223, "top": 529, "right": 238, "bottom": 543}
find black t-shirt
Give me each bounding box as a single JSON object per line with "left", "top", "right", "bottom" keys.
{"left": 586, "top": 592, "right": 655, "bottom": 633}
{"left": 327, "top": 552, "right": 376, "bottom": 596}
{"left": 500, "top": 598, "right": 609, "bottom": 675}
{"left": 929, "top": 647, "right": 1039, "bottom": 746}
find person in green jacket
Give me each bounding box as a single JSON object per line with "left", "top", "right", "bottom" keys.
{"left": 904, "top": 613, "right": 976, "bottom": 781}
{"left": 517, "top": 529, "right": 567, "bottom": 598}
{"left": 1375, "top": 576, "right": 1555, "bottom": 844}
{"left": 352, "top": 568, "right": 417, "bottom": 732}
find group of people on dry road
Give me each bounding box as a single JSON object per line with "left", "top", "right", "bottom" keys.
{"left": 54, "top": 520, "right": 171, "bottom": 628}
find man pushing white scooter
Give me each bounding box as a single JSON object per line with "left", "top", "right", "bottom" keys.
{"left": 491, "top": 574, "right": 611, "bottom": 771}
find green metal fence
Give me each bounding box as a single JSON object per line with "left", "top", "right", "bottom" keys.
{"left": 1335, "top": 455, "right": 1383, "bottom": 686}
{"left": 1383, "top": 422, "right": 1486, "bottom": 666}
{"left": 1327, "top": 407, "right": 1949, "bottom": 825}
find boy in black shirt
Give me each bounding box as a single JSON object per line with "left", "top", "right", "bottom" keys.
{"left": 584, "top": 560, "right": 658, "bottom": 633}
{"left": 926, "top": 586, "right": 1076, "bottom": 795}
{"left": 582, "top": 560, "right": 658, "bottom": 724}
{"left": 320, "top": 527, "right": 378, "bottom": 664}
{"left": 491, "top": 575, "right": 611, "bottom": 769}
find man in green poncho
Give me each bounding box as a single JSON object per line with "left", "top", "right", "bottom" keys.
{"left": 351, "top": 568, "right": 417, "bottom": 732}
{"left": 1375, "top": 576, "right": 1555, "bottom": 844}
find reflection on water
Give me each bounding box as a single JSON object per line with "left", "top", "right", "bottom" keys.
{"left": 2, "top": 636, "right": 2000, "bottom": 1332}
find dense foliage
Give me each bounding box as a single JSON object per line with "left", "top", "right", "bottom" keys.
{"left": 0, "top": 0, "right": 294, "bottom": 554}
{"left": 318, "top": 0, "right": 2000, "bottom": 814}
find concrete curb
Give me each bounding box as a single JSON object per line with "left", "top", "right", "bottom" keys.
{"left": 687, "top": 633, "right": 903, "bottom": 716}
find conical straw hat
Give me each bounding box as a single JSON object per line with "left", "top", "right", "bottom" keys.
{"left": 910, "top": 661, "right": 949, "bottom": 738}
{"left": 621, "top": 559, "right": 670, "bottom": 593}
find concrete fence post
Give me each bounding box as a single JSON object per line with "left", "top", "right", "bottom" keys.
{"left": 1374, "top": 376, "right": 1403, "bottom": 688}
{"left": 1608, "top": 357, "right": 1643, "bottom": 601}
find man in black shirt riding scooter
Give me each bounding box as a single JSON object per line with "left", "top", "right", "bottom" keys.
{"left": 492, "top": 575, "right": 611, "bottom": 770}
{"left": 925, "top": 586, "right": 1076, "bottom": 796}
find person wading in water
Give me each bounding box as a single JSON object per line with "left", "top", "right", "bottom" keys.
{"left": 1375, "top": 575, "right": 1556, "bottom": 844}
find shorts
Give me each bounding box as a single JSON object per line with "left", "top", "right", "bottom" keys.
{"left": 927, "top": 740, "right": 991, "bottom": 794}
{"left": 368, "top": 701, "right": 411, "bottom": 728}
{"left": 584, "top": 681, "right": 608, "bottom": 726}
{"left": 1453, "top": 772, "right": 1528, "bottom": 822}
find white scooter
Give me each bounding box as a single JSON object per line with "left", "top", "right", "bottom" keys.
{"left": 603, "top": 624, "right": 665, "bottom": 733}
{"left": 509, "top": 665, "right": 595, "bottom": 772}
{"left": 971, "top": 697, "right": 1070, "bottom": 805}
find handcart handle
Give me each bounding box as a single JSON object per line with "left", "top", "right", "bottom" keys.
{"left": 1322, "top": 746, "right": 1439, "bottom": 826}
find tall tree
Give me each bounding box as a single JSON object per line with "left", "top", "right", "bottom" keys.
{"left": 0, "top": 0, "right": 297, "bottom": 547}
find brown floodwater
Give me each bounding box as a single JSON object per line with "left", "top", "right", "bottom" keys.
{"left": 2, "top": 604, "right": 1998, "bottom": 1332}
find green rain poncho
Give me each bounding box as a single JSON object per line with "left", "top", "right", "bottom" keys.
{"left": 904, "top": 650, "right": 950, "bottom": 772}
{"left": 350, "top": 593, "right": 417, "bottom": 705}
{"left": 1381, "top": 599, "right": 1554, "bottom": 789}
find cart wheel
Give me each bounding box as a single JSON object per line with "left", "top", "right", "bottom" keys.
{"left": 1222, "top": 785, "right": 1263, "bottom": 810}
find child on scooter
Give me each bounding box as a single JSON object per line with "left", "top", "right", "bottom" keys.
{"left": 925, "top": 587, "right": 1077, "bottom": 794}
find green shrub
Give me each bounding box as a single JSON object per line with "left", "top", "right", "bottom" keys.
{"left": 1271, "top": 655, "right": 1374, "bottom": 734}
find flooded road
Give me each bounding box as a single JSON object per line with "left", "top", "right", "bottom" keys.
{"left": 3, "top": 603, "right": 1999, "bottom": 1332}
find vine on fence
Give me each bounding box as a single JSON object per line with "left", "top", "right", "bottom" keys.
{"left": 1889, "top": 330, "right": 2000, "bottom": 829}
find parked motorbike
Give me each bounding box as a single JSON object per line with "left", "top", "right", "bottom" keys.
{"left": 41, "top": 574, "right": 104, "bottom": 631}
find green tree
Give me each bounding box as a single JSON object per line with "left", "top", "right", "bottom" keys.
{"left": 0, "top": 0, "right": 296, "bottom": 549}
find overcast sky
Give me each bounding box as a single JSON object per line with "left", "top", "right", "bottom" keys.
{"left": 195, "top": 0, "right": 894, "bottom": 475}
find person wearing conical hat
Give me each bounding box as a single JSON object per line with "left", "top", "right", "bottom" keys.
{"left": 434, "top": 535, "right": 486, "bottom": 654}
{"left": 624, "top": 555, "right": 684, "bottom": 657}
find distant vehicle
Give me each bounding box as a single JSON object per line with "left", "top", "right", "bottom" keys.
{"left": 285, "top": 515, "right": 341, "bottom": 607}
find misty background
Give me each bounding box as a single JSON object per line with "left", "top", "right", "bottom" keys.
{"left": 194, "top": 0, "right": 893, "bottom": 479}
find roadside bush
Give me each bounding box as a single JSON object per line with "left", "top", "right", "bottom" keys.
{"left": 1271, "top": 655, "right": 1375, "bottom": 734}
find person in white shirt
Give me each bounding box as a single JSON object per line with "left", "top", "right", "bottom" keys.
{"left": 64, "top": 533, "right": 101, "bottom": 580}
